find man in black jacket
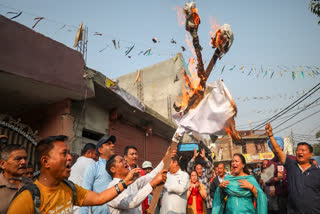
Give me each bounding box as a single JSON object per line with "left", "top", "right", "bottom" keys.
{"left": 210, "top": 163, "right": 226, "bottom": 200}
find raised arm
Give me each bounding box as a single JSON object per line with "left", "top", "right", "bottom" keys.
{"left": 187, "top": 148, "right": 199, "bottom": 173}
{"left": 200, "top": 148, "right": 213, "bottom": 177}
{"left": 265, "top": 123, "right": 286, "bottom": 164}
{"left": 82, "top": 168, "right": 140, "bottom": 206}
{"left": 108, "top": 170, "right": 167, "bottom": 209}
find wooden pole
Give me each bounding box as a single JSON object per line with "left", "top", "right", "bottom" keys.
{"left": 148, "top": 142, "right": 178, "bottom": 213}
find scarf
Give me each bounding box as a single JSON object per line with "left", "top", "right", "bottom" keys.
{"left": 188, "top": 182, "right": 204, "bottom": 213}
{"left": 212, "top": 175, "right": 267, "bottom": 214}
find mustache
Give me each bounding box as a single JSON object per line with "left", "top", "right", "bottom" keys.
{"left": 18, "top": 166, "right": 27, "bottom": 170}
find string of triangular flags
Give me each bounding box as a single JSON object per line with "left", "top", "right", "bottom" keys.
{"left": 217, "top": 64, "right": 320, "bottom": 79}
{"left": 234, "top": 88, "right": 320, "bottom": 103}
{"left": 0, "top": 5, "right": 192, "bottom": 59}
{"left": 2, "top": 5, "right": 320, "bottom": 72}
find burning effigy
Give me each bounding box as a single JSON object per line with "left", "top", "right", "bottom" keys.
{"left": 149, "top": 3, "right": 239, "bottom": 212}
{"left": 173, "top": 2, "right": 240, "bottom": 141}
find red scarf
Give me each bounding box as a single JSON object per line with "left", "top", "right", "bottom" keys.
{"left": 187, "top": 183, "right": 204, "bottom": 213}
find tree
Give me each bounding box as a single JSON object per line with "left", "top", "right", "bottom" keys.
{"left": 309, "top": 0, "right": 320, "bottom": 24}
{"left": 316, "top": 130, "right": 320, "bottom": 139}
{"left": 313, "top": 143, "right": 320, "bottom": 156}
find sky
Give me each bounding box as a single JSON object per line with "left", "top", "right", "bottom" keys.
{"left": 1, "top": 0, "right": 320, "bottom": 144}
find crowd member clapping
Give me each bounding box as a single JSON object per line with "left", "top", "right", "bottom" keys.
{"left": 187, "top": 170, "right": 207, "bottom": 214}
{"left": 187, "top": 148, "right": 213, "bottom": 213}
{"left": 212, "top": 153, "right": 267, "bottom": 214}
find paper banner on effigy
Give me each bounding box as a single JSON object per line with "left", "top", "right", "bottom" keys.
{"left": 172, "top": 79, "right": 237, "bottom": 136}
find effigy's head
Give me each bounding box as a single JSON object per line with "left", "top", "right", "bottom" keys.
{"left": 211, "top": 24, "right": 234, "bottom": 57}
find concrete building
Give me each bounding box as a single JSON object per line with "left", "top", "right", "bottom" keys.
{"left": 0, "top": 15, "right": 175, "bottom": 168}
{"left": 116, "top": 53, "right": 185, "bottom": 121}
{"left": 211, "top": 130, "right": 271, "bottom": 170}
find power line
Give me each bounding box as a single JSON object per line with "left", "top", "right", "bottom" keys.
{"left": 272, "top": 97, "right": 320, "bottom": 130}
{"left": 252, "top": 83, "right": 320, "bottom": 130}
{"left": 274, "top": 109, "right": 320, "bottom": 133}
{"left": 237, "top": 101, "right": 320, "bottom": 129}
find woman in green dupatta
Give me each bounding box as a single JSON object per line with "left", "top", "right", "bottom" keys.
{"left": 212, "top": 154, "right": 267, "bottom": 214}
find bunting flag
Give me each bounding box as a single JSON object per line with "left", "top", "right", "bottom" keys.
{"left": 112, "top": 40, "right": 117, "bottom": 49}
{"left": 229, "top": 65, "right": 236, "bottom": 71}
{"left": 270, "top": 71, "right": 274, "bottom": 78}
{"left": 217, "top": 64, "right": 319, "bottom": 79}
{"left": 55, "top": 25, "right": 66, "bottom": 34}
{"left": 306, "top": 71, "right": 312, "bottom": 77}
{"left": 99, "top": 44, "right": 109, "bottom": 52}
{"left": 73, "top": 21, "right": 83, "bottom": 48}
{"left": 105, "top": 77, "right": 115, "bottom": 87}
{"left": 7, "top": 11, "right": 22, "bottom": 20}
{"left": 125, "top": 44, "right": 135, "bottom": 56}
{"left": 32, "top": 17, "right": 44, "bottom": 29}
{"left": 144, "top": 48, "right": 151, "bottom": 56}
{"left": 221, "top": 65, "right": 226, "bottom": 74}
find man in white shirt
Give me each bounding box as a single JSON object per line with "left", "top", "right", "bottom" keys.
{"left": 106, "top": 148, "right": 173, "bottom": 214}
{"left": 69, "top": 143, "right": 98, "bottom": 214}
{"left": 160, "top": 154, "right": 190, "bottom": 214}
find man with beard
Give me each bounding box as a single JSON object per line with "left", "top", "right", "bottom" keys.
{"left": 265, "top": 123, "right": 320, "bottom": 214}
{"left": 0, "top": 144, "right": 28, "bottom": 213}
{"left": 7, "top": 135, "right": 139, "bottom": 214}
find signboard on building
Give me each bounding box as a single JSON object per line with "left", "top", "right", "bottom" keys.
{"left": 244, "top": 152, "right": 274, "bottom": 163}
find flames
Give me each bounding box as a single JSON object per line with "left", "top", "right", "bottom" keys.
{"left": 191, "top": 8, "right": 200, "bottom": 28}
{"left": 185, "top": 34, "right": 196, "bottom": 58}
{"left": 173, "top": 2, "right": 240, "bottom": 141}
{"left": 209, "top": 17, "right": 220, "bottom": 45}
{"left": 174, "top": 6, "right": 185, "bottom": 26}
{"left": 211, "top": 29, "right": 226, "bottom": 49}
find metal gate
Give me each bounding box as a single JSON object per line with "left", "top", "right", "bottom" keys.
{"left": 0, "top": 114, "right": 39, "bottom": 168}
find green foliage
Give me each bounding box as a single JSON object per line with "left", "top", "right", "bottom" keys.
{"left": 313, "top": 143, "right": 320, "bottom": 156}
{"left": 309, "top": 0, "right": 320, "bottom": 24}
{"left": 316, "top": 130, "right": 320, "bottom": 139}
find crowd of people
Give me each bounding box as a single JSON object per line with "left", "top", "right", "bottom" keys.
{"left": 0, "top": 122, "right": 319, "bottom": 214}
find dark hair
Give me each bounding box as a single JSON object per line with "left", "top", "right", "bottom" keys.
{"left": 124, "top": 145, "right": 137, "bottom": 156}
{"left": 217, "top": 163, "right": 225, "bottom": 168}
{"left": 27, "top": 162, "right": 33, "bottom": 169}
{"left": 0, "top": 144, "right": 26, "bottom": 160}
{"left": 106, "top": 155, "right": 117, "bottom": 178}
{"left": 171, "top": 154, "right": 183, "bottom": 169}
{"left": 36, "top": 135, "right": 68, "bottom": 167}
{"left": 297, "top": 142, "right": 313, "bottom": 153}
{"left": 233, "top": 153, "right": 250, "bottom": 175}
{"left": 81, "top": 143, "right": 97, "bottom": 156}
{"left": 190, "top": 170, "right": 199, "bottom": 178}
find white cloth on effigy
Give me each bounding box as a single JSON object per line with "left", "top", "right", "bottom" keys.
{"left": 173, "top": 79, "right": 237, "bottom": 136}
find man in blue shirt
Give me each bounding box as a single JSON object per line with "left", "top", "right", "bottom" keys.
{"left": 80, "top": 136, "right": 116, "bottom": 214}
{"left": 265, "top": 123, "right": 320, "bottom": 214}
